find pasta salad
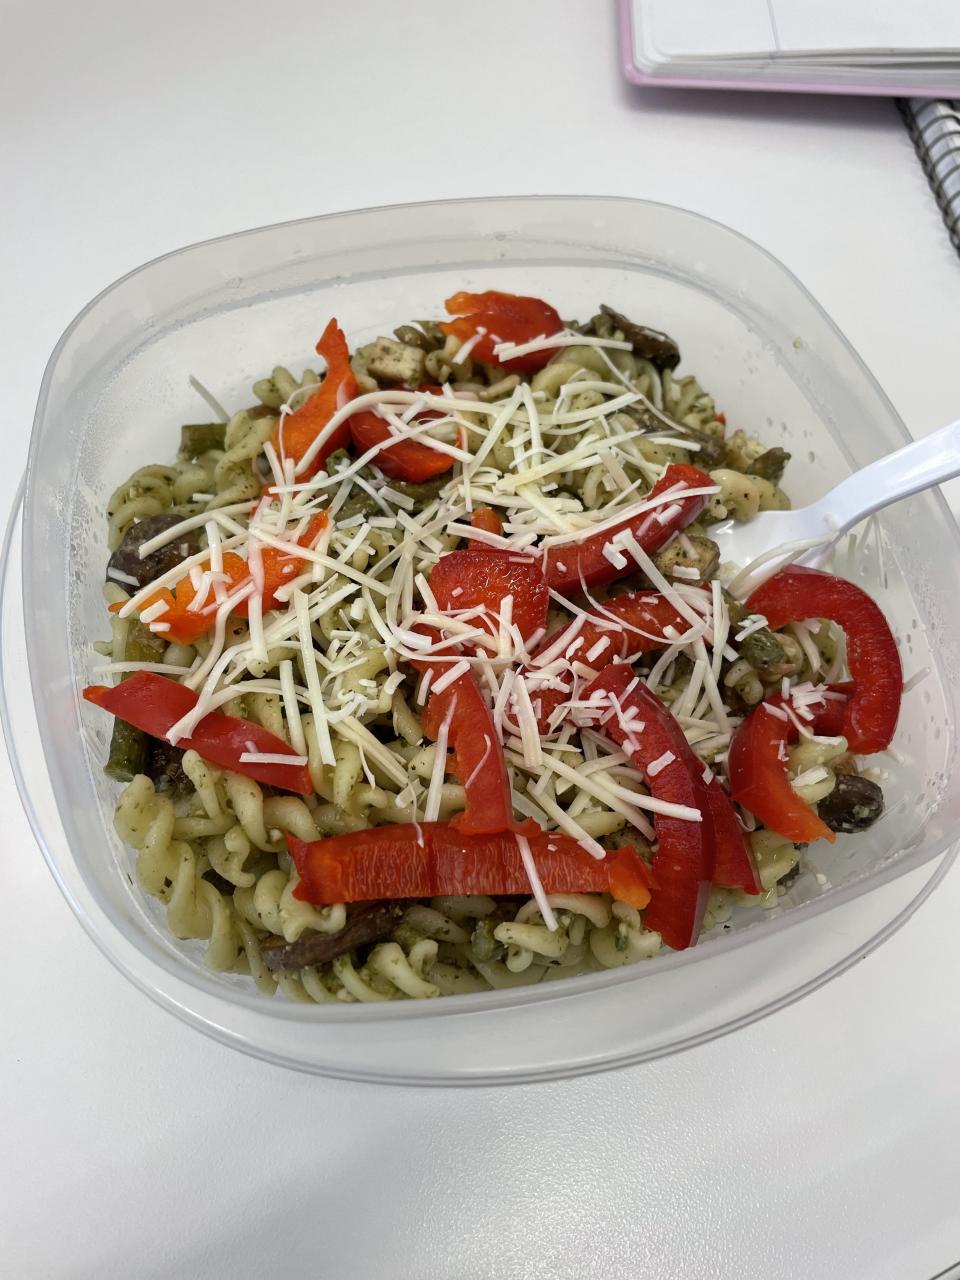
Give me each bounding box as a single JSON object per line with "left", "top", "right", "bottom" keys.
{"left": 84, "top": 290, "right": 902, "bottom": 1002}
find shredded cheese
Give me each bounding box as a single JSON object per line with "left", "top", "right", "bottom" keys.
{"left": 423, "top": 697, "right": 456, "bottom": 821}
{"left": 430, "top": 660, "right": 471, "bottom": 695}
{"left": 646, "top": 751, "right": 676, "bottom": 778}
{"left": 238, "top": 752, "right": 309, "bottom": 767}
{"left": 493, "top": 331, "right": 633, "bottom": 361}
{"left": 294, "top": 588, "right": 335, "bottom": 766}
{"left": 515, "top": 834, "right": 559, "bottom": 931}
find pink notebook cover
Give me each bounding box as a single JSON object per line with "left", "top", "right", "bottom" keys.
{"left": 618, "top": 0, "right": 959, "bottom": 98}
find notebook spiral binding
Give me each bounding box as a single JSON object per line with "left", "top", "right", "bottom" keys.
{"left": 898, "top": 98, "right": 960, "bottom": 257}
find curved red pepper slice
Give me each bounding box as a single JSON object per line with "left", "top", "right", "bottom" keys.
{"left": 412, "top": 551, "right": 548, "bottom": 835}
{"left": 418, "top": 550, "right": 548, "bottom": 834}
{"left": 439, "top": 290, "right": 563, "bottom": 373}
{"left": 83, "top": 672, "right": 312, "bottom": 795}
{"left": 582, "top": 660, "right": 758, "bottom": 904}
{"left": 272, "top": 318, "right": 358, "bottom": 477}
{"left": 530, "top": 589, "right": 759, "bottom": 891}
{"left": 808, "top": 681, "right": 854, "bottom": 738}
{"left": 746, "top": 567, "right": 901, "bottom": 754}
{"left": 124, "top": 513, "right": 329, "bottom": 646}
{"left": 581, "top": 664, "right": 714, "bottom": 949}
{"left": 233, "top": 513, "right": 329, "bottom": 616}
{"left": 702, "top": 770, "right": 761, "bottom": 893}
{"left": 728, "top": 695, "right": 835, "bottom": 845}
{"left": 429, "top": 549, "right": 549, "bottom": 647}
{"left": 288, "top": 822, "right": 652, "bottom": 909}
{"left": 421, "top": 671, "right": 534, "bottom": 837}
{"left": 543, "top": 464, "right": 714, "bottom": 595}
{"left": 348, "top": 388, "right": 453, "bottom": 483}
{"left": 525, "top": 589, "right": 693, "bottom": 734}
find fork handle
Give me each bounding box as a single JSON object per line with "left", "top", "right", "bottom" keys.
{"left": 808, "top": 419, "right": 960, "bottom": 536}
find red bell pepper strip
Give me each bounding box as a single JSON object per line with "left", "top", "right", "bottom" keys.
{"left": 411, "top": 551, "right": 548, "bottom": 835}
{"left": 525, "top": 589, "right": 694, "bottom": 734}
{"left": 439, "top": 290, "right": 563, "bottom": 373}
{"left": 83, "top": 672, "right": 312, "bottom": 795}
{"left": 428, "top": 548, "right": 549, "bottom": 647}
{"left": 586, "top": 670, "right": 757, "bottom": 901}
{"left": 421, "top": 671, "right": 535, "bottom": 837}
{"left": 543, "top": 464, "right": 714, "bottom": 595}
{"left": 348, "top": 384, "right": 453, "bottom": 483}
{"left": 272, "top": 319, "right": 358, "bottom": 477}
{"left": 109, "top": 553, "right": 247, "bottom": 646}
{"left": 702, "top": 770, "right": 761, "bottom": 893}
{"left": 120, "top": 513, "right": 329, "bottom": 646}
{"left": 288, "top": 822, "right": 653, "bottom": 909}
{"left": 470, "top": 506, "right": 502, "bottom": 536}
{"left": 807, "top": 681, "right": 854, "bottom": 738}
{"left": 746, "top": 567, "right": 902, "bottom": 754}
{"left": 727, "top": 694, "right": 836, "bottom": 845}
{"left": 234, "top": 512, "right": 329, "bottom": 614}
{"left": 581, "top": 664, "right": 714, "bottom": 949}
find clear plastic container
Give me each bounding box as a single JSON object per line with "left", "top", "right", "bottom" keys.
{"left": 6, "top": 196, "right": 960, "bottom": 1083}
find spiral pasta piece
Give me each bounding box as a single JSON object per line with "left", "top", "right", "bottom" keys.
{"left": 234, "top": 866, "right": 345, "bottom": 943}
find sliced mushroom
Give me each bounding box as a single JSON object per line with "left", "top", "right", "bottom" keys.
{"left": 260, "top": 901, "right": 408, "bottom": 971}
{"left": 106, "top": 513, "right": 202, "bottom": 589}
{"left": 599, "top": 304, "right": 681, "bottom": 371}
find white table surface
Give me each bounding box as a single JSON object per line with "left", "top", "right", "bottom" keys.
{"left": 3, "top": 2, "right": 960, "bottom": 1276}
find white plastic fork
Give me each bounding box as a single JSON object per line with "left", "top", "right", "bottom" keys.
{"left": 709, "top": 419, "right": 960, "bottom": 593}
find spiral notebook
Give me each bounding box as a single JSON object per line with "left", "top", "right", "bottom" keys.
{"left": 900, "top": 98, "right": 960, "bottom": 256}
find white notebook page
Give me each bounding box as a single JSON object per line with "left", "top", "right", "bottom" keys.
{"left": 646, "top": 0, "right": 960, "bottom": 61}
{"left": 774, "top": 1, "right": 960, "bottom": 54}
{"left": 647, "top": 0, "right": 773, "bottom": 59}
